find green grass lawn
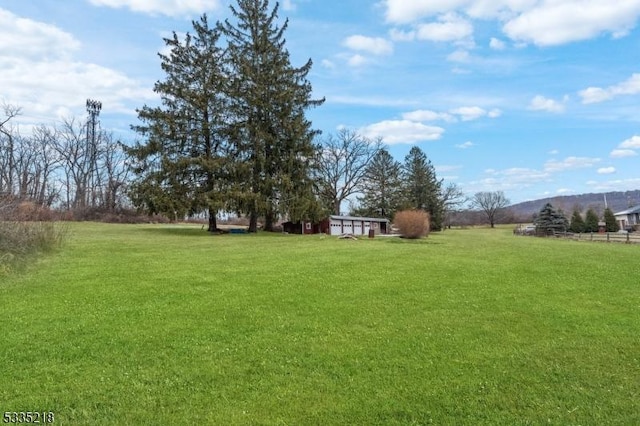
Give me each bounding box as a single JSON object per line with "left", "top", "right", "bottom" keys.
{"left": 1, "top": 223, "right": 639, "bottom": 425}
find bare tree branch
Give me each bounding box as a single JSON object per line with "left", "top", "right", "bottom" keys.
{"left": 471, "top": 191, "right": 510, "bottom": 228}
{"left": 313, "top": 128, "right": 382, "bottom": 215}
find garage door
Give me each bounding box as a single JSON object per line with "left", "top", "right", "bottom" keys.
{"left": 364, "top": 221, "right": 371, "bottom": 235}
{"left": 330, "top": 220, "right": 342, "bottom": 235}
{"left": 353, "top": 221, "right": 363, "bottom": 235}
{"left": 342, "top": 220, "right": 353, "bottom": 235}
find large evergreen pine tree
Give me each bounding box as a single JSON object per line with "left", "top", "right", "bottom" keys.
{"left": 401, "top": 146, "right": 444, "bottom": 230}
{"left": 604, "top": 207, "right": 620, "bottom": 232}
{"left": 356, "top": 149, "right": 402, "bottom": 219}
{"left": 584, "top": 208, "right": 600, "bottom": 233}
{"left": 569, "top": 209, "right": 586, "bottom": 233}
{"left": 128, "top": 16, "right": 229, "bottom": 231}
{"left": 535, "top": 203, "right": 569, "bottom": 234}
{"left": 221, "top": 0, "right": 324, "bottom": 232}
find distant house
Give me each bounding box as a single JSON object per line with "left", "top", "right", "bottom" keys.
{"left": 283, "top": 215, "right": 389, "bottom": 236}
{"left": 614, "top": 205, "right": 640, "bottom": 230}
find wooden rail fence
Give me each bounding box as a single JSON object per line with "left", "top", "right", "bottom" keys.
{"left": 517, "top": 230, "right": 640, "bottom": 244}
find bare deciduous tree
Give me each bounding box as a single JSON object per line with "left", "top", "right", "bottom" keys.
{"left": 31, "top": 125, "right": 62, "bottom": 206}
{"left": 101, "top": 135, "right": 130, "bottom": 211}
{"left": 0, "top": 103, "right": 22, "bottom": 195}
{"left": 441, "top": 182, "right": 467, "bottom": 229}
{"left": 55, "top": 117, "right": 92, "bottom": 209}
{"left": 313, "top": 128, "right": 382, "bottom": 215}
{"left": 471, "top": 191, "right": 510, "bottom": 228}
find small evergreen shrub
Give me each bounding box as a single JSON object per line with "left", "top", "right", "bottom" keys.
{"left": 394, "top": 210, "right": 430, "bottom": 239}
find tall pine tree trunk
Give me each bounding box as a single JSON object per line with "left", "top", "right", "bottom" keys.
{"left": 248, "top": 211, "right": 258, "bottom": 233}
{"left": 207, "top": 207, "right": 218, "bottom": 232}
{"left": 264, "top": 209, "right": 275, "bottom": 232}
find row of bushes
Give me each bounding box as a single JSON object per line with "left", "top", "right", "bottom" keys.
{"left": 0, "top": 199, "right": 171, "bottom": 224}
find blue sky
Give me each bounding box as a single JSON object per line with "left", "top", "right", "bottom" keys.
{"left": 2, "top": 0, "right": 640, "bottom": 204}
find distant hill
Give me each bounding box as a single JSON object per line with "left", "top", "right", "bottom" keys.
{"left": 508, "top": 190, "right": 640, "bottom": 219}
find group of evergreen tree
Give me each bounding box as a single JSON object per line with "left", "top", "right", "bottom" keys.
{"left": 127, "top": 1, "right": 323, "bottom": 232}
{"left": 126, "top": 0, "right": 458, "bottom": 233}
{"left": 353, "top": 146, "right": 449, "bottom": 231}
{"left": 569, "top": 207, "right": 619, "bottom": 233}
{"left": 527, "top": 204, "right": 621, "bottom": 236}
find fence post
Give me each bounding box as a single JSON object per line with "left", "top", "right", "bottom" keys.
{"left": 628, "top": 232, "right": 630, "bottom": 244}
{"left": 607, "top": 232, "right": 610, "bottom": 242}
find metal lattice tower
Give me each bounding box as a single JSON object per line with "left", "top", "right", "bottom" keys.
{"left": 86, "top": 99, "right": 102, "bottom": 206}
{"left": 86, "top": 99, "right": 102, "bottom": 146}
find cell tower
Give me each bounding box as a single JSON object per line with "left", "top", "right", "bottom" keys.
{"left": 86, "top": 99, "right": 102, "bottom": 206}
{"left": 86, "top": 99, "right": 102, "bottom": 146}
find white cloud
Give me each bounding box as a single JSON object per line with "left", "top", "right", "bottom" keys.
{"left": 321, "top": 59, "right": 336, "bottom": 69}
{"left": 529, "top": 95, "right": 566, "bottom": 113}
{"left": 0, "top": 9, "right": 80, "bottom": 60}
{"left": 402, "top": 107, "right": 500, "bottom": 122}
{"left": 620, "top": 135, "right": 640, "bottom": 149}
{"left": 416, "top": 13, "right": 474, "bottom": 43}
{"left": 450, "top": 106, "right": 487, "bottom": 121}
{"left": 468, "top": 167, "right": 552, "bottom": 193}
{"left": 360, "top": 120, "right": 445, "bottom": 144}
{"left": 588, "top": 177, "right": 640, "bottom": 193}
{"left": 402, "top": 109, "right": 454, "bottom": 122}
{"left": 343, "top": 35, "right": 393, "bottom": 55}
{"left": 578, "top": 87, "right": 612, "bottom": 104}
{"left": 489, "top": 37, "right": 506, "bottom": 50}
{"left": 597, "top": 167, "right": 616, "bottom": 175}
{"left": 88, "top": 0, "right": 222, "bottom": 16}
{"left": 544, "top": 156, "right": 601, "bottom": 172}
{"left": 487, "top": 108, "right": 502, "bottom": 118}
{"left": 502, "top": 1, "right": 640, "bottom": 46}
{"left": 383, "top": 0, "right": 525, "bottom": 23}
{"left": 347, "top": 54, "right": 368, "bottom": 67}
{"left": 383, "top": 0, "right": 640, "bottom": 46}
{"left": 383, "top": 0, "right": 469, "bottom": 24}
{"left": 610, "top": 149, "right": 638, "bottom": 158}
{"left": 456, "top": 141, "right": 474, "bottom": 149}
{"left": 389, "top": 28, "right": 416, "bottom": 42}
{"left": 609, "top": 135, "right": 640, "bottom": 158}
{"left": 0, "top": 8, "right": 155, "bottom": 127}
{"left": 281, "top": 0, "right": 296, "bottom": 11}
{"left": 589, "top": 178, "right": 640, "bottom": 192}
{"left": 397, "top": 106, "right": 501, "bottom": 124}
{"left": 447, "top": 49, "right": 471, "bottom": 63}
{"left": 329, "top": 95, "right": 418, "bottom": 107}
{"left": 579, "top": 74, "right": 640, "bottom": 104}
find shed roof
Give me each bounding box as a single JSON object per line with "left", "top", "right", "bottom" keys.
{"left": 329, "top": 215, "right": 389, "bottom": 223}
{"left": 614, "top": 205, "right": 640, "bottom": 216}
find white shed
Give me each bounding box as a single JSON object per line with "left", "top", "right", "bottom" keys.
{"left": 326, "top": 215, "right": 389, "bottom": 236}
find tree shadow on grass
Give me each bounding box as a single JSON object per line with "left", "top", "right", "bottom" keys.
{"left": 138, "top": 225, "right": 264, "bottom": 238}
{"left": 138, "top": 225, "right": 212, "bottom": 238}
